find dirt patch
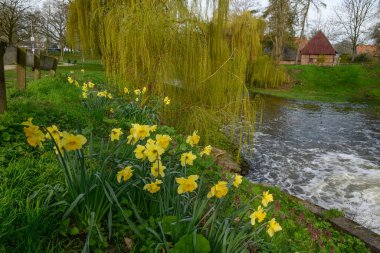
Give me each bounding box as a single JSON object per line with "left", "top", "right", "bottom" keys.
{"left": 211, "top": 147, "right": 241, "bottom": 174}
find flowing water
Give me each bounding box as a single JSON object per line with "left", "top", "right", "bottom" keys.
{"left": 243, "top": 95, "right": 380, "bottom": 234}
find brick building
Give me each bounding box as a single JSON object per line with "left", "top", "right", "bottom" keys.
{"left": 300, "top": 31, "right": 337, "bottom": 66}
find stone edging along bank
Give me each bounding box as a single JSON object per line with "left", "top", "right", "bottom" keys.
{"left": 210, "top": 148, "right": 380, "bottom": 252}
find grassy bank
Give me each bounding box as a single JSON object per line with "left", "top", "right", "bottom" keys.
{"left": 254, "top": 64, "right": 380, "bottom": 103}
{"left": 0, "top": 64, "right": 369, "bottom": 252}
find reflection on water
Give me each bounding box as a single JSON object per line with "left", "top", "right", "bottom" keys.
{"left": 244, "top": 95, "right": 380, "bottom": 234}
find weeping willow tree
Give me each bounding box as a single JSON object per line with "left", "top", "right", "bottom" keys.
{"left": 67, "top": 0, "right": 286, "bottom": 149}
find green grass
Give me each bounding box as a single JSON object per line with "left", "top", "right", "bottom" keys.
{"left": 0, "top": 63, "right": 370, "bottom": 252}
{"left": 254, "top": 64, "right": 380, "bottom": 103}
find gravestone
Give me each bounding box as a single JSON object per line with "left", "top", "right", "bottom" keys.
{"left": 3, "top": 46, "right": 16, "bottom": 65}
{"left": 16, "top": 47, "right": 26, "bottom": 90}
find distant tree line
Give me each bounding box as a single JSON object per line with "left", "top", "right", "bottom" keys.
{"left": 234, "top": 0, "right": 379, "bottom": 62}
{"left": 0, "top": 0, "right": 378, "bottom": 62}
{"left": 0, "top": 0, "right": 68, "bottom": 60}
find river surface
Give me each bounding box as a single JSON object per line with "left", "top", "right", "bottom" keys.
{"left": 243, "top": 95, "right": 380, "bottom": 234}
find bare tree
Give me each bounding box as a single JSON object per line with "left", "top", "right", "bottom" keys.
{"left": 35, "top": 0, "right": 68, "bottom": 59}
{"left": 295, "top": 0, "right": 326, "bottom": 63}
{"left": 308, "top": 16, "right": 343, "bottom": 44}
{"left": 373, "top": 22, "right": 380, "bottom": 44}
{"left": 0, "top": 0, "right": 30, "bottom": 45}
{"left": 335, "top": 0, "right": 379, "bottom": 61}
{"left": 230, "top": 0, "right": 260, "bottom": 14}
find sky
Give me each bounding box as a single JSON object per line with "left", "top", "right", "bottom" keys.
{"left": 30, "top": 0, "right": 375, "bottom": 42}
{"left": 258, "top": 0, "right": 342, "bottom": 32}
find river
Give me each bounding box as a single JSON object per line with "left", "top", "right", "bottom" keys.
{"left": 243, "top": 95, "right": 380, "bottom": 234}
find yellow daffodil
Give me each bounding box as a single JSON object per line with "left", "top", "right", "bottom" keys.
{"left": 180, "top": 151, "right": 197, "bottom": 166}
{"left": 127, "top": 134, "right": 138, "bottom": 145}
{"left": 54, "top": 142, "right": 64, "bottom": 155}
{"left": 108, "top": 93, "right": 113, "bottom": 99}
{"left": 97, "top": 90, "right": 108, "bottom": 97}
{"left": 207, "top": 181, "right": 228, "bottom": 199}
{"left": 61, "top": 132, "right": 87, "bottom": 151}
{"left": 45, "top": 125, "right": 62, "bottom": 141}
{"left": 175, "top": 175, "right": 199, "bottom": 194}
{"left": 262, "top": 191, "right": 274, "bottom": 207}
{"left": 117, "top": 166, "right": 133, "bottom": 183}
{"left": 134, "top": 89, "right": 141, "bottom": 95}
{"left": 110, "top": 128, "right": 123, "bottom": 141}
{"left": 82, "top": 83, "right": 88, "bottom": 92}
{"left": 155, "top": 134, "right": 172, "bottom": 150}
{"left": 200, "top": 145, "right": 212, "bottom": 156}
{"left": 267, "top": 218, "right": 282, "bottom": 237}
{"left": 149, "top": 125, "right": 157, "bottom": 132}
{"left": 130, "top": 124, "right": 150, "bottom": 141}
{"left": 23, "top": 125, "right": 38, "bottom": 137}
{"left": 144, "top": 141, "right": 165, "bottom": 162}
{"left": 186, "top": 131, "right": 200, "bottom": 146}
{"left": 23, "top": 125, "right": 45, "bottom": 147}
{"left": 142, "top": 87, "right": 147, "bottom": 94}
{"left": 67, "top": 76, "right": 74, "bottom": 84}
{"left": 82, "top": 92, "right": 87, "bottom": 98}
{"left": 250, "top": 206, "right": 267, "bottom": 225}
{"left": 124, "top": 87, "right": 129, "bottom": 94}
{"left": 164, "top": 96, "right": 170, "bottom": 105}
{"left": 21, "top": 118, "right": 34, "bottom": 126}
{"left": 233, "top": 174, "right": 243, "bottom": 188}
{"left": 80, "top": 69, "right": 85, "bottom": 72}
{"left": 151, "top": 160, "right": 166, "bottom": 178}
{"left": 143, "top": 180, "right": 162, "bottom": 194}
{"left": 134, "top": 145, "right": 146, "bottom": 160}
{"left": 88, "top": 81, "right": 95, "bottom": 88}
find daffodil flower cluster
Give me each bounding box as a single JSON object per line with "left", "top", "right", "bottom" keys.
{"left": 66, "top": 76, "right": 114, "bottom": 100}
{"left": 109, "top": 124, "right": 216, "bottom": 195}
{"left": 123, "top": 86, "right": 147, "bottom": 102}
{"left": 248, "top": 191, "right": 282, "bottom": 237}
{"left": 204, "top": 173, "right": 281, "bottom": 237}
{"left": 22, "top": 118, "right": 87, "bottom": 153}
{"left": 22, "top": 117, "right": 282, "bottom": 241}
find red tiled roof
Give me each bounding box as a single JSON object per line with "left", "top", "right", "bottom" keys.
{"left": 300, "top": 31, "right": 336, "bottom": 55}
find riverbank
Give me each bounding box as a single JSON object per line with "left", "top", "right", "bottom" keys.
{"left": 254, "top": 64, "right": 380, "bottom": 103}
{"left": 0, "top": 63, "right": 370, "bottom": 252}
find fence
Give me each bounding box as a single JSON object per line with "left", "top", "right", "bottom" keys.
{"left": 0, "top": 43, "right": 59, "bottom": 113}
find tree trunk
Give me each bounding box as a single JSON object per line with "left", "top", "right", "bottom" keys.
{"left": 60, "top": 45, "right": 64, "bottom": 61}
{"left": 0, "top": 42, "right": 7, "bottom": 114}
{"left": 351, "top": 43, "right": 357, "bottom": 62}
{"left": 34, "top": 54, "right": 41, "bottom": 80}
{"left": 296, "top": 0, "right": 311, "bottom": 64}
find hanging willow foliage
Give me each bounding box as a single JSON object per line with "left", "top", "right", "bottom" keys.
{"left": 67, "top": 0, "right": 285, "bottom": 147}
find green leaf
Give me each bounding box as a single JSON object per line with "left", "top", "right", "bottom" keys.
{"left": 161, "top": 216, "right": 178, "bottom": 235}
{"left": 169, "top": 234, "right": 210, "bottom": 253}
{"left": 102, "top": 117, "right": 118, "bottom": 124}
{"left": 70, "top": 226, "right": 80, "bottom": 235}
